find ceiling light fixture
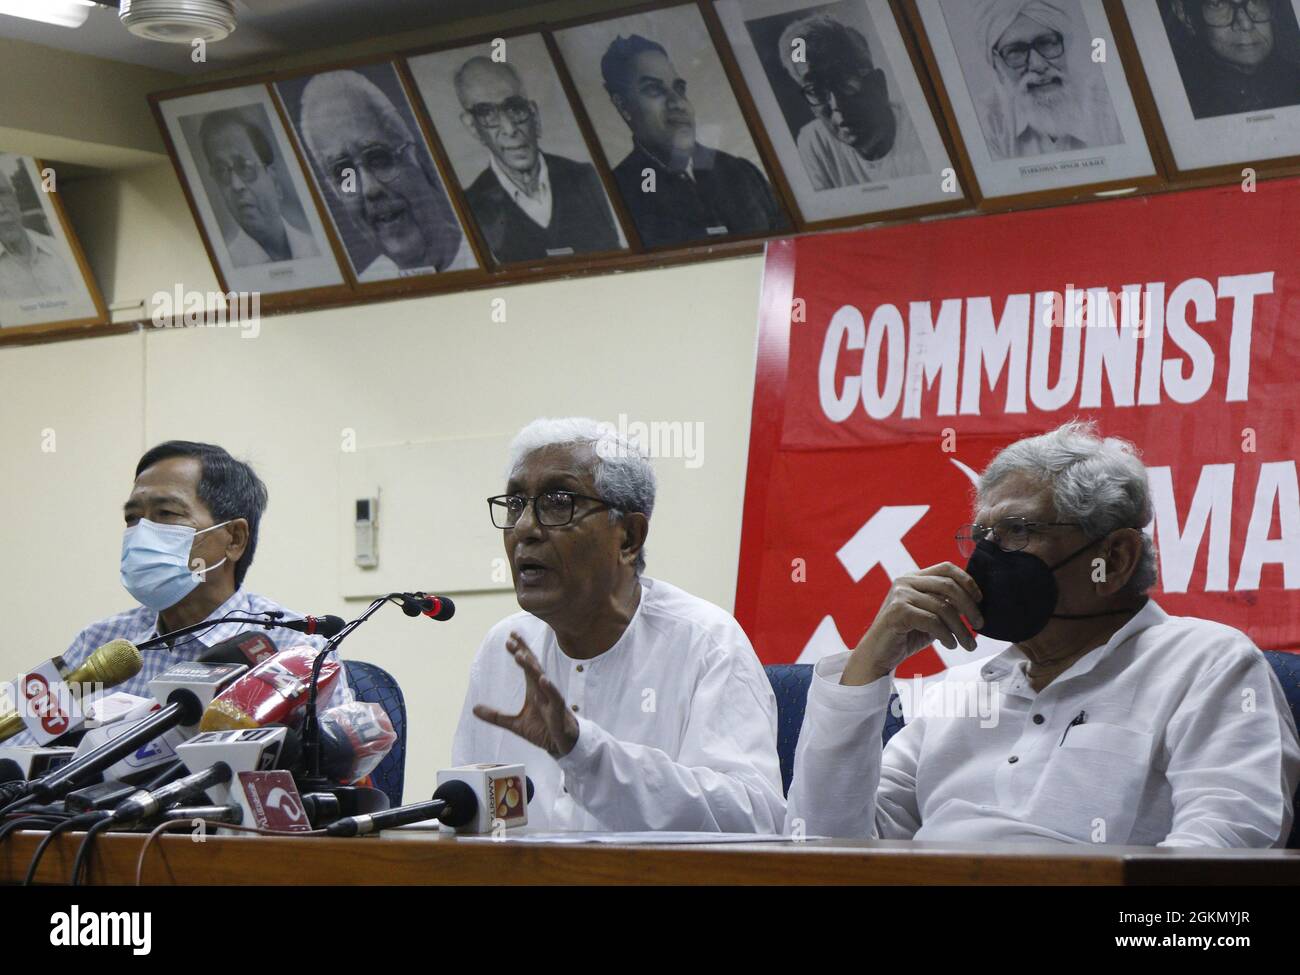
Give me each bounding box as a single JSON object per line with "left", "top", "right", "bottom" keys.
{"left": 0, "top": 0, "right": 95, "bottom": 29}
{"left": 118, "top": 0, "right": 236, "bottom": 43}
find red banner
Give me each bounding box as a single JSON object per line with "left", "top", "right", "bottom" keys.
{"left": 738, "top": 178, "right": 1300, "bottom": 676}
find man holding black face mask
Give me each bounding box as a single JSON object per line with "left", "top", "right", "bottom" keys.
{"left": 785, "top": 421, "right": 1300, "bottom": 847}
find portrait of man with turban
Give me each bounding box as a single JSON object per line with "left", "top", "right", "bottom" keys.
{"left": 958, "top": 0, "right": 1125, "bottom": 160}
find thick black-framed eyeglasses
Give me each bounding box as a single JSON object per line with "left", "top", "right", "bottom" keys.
{"left": 955, "top": 516, "right": 1081, "bottom": 558}
{"left": 994, "top": 31, "right": 1065, "bottom": 70}
{"left": 468, "top": 96, "right": 535, "bottom": 129}
{"left": 1199, "top": 0, "right": 1272, "bottom": 26}
{"left": 488, "top": 491, "right": 610, "bottom": 529}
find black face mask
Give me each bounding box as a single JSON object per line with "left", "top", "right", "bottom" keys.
{"left": 964, "top": 537, "right": 1126, "bottom": 644}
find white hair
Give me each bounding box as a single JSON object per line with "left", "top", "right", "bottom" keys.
{"left": 506, "top": 417, "right": 656, "bottom": 574}
{"left": 978, "top": 419, "right": 1158, "bottom": 596}
{"left": 298, "top": 70, "right": 411, "bottom": 159}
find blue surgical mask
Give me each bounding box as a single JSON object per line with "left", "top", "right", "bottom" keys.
{"left": 120, "top": 518, "right": 231, "bottom": 612}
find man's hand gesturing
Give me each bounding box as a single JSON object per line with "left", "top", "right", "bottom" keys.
{"left": 473, "top": 631, "right": 580, "bottom": 757}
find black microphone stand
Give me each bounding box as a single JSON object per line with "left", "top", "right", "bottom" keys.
{"left": 137, "top": 612, "right": 300, "bottom": 651}
{"left": 296, "top": 594, "right": 429, "bottom": 803}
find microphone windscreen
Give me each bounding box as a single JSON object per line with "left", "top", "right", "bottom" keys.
{"left": 431, "top": 778, "right": 478, "bottom": 828}
{"left": 425, "top": 596, "right": 454, "bottom": 621}
{"left": 0, "top": 758, "right": 23, "bottom": 784}
{"left": 67, "top": 640, "right": 142, "bottom": 688}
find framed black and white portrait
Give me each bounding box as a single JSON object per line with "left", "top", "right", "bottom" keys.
{"left": 405, "top": 32, "right": 629, "bottom": 266}
{"left": 0, "top": 153, "right": 106, "bottom": 335}
{"left": 1118, "top": 0, "right": 1300, "bottom": 176}
{"left": 153, "top": 85, "right": 346, "bottom": 300}
{"left": 552, "top": 2, "right": 793, "bottom": 249}
{"left": 274, "top": 62, "right": 480, "bottom": 285}
{"left": 714, "top": 0, "right": 966, "bottom": 226}
{"left": 908, "top": 0, "right": 1160, "bottom": 203}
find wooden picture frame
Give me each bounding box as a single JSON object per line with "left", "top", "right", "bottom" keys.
{"left": 270, "top": 57, "right": 488, "bottom": 297}
{"left": 901, "top": 0, "right": 1167, "bottom": 210}
{"left": 548, "top": 0, "right": 796, "bottom": 252}
{"left": 402, "top": 27, "right": 638, "bottom": 271}
{"left": 1110, "top": 0, "right": 1300, "bottom": 185}
{"left": 150, "top": 81, "right": 353, "bottom": 314}
{"left": 709, "top": 0, "right": 970, "bottom": 230}
{"left": 0, "top": 154, "right": 108, "bottom": 344}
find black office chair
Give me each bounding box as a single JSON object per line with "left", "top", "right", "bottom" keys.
{"left": 343, "top": 660, "right": 407, "bottom": 808}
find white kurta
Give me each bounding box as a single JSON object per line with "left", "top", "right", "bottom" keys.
{"left": 786, "top": 600, "right": 1300, "bottom": 847}
{"left": 452, "top": 577, "right": 785, "bottom": 832}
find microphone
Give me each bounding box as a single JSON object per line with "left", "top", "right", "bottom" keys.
{"left": 398, "top": 593, "right": 455, "bottom": 621}
{"left": 199, "top": 647, "right": 343, "bottom": 733}
{"left": 434, "top": 764, "right": 531, "bottom": 834}
{"left": 0, "top": 745, "right": 76, "bottom": 781}
{"left": 158, "top": 803, "right": 241, "bottom": 824}
{"left": 198, "top": 632, "right": 278, "bottom": 668}
{"left": 23, "top": 689, "right": 205, "bottom": 802}
{"left": 277, "top": 615, "right": 347, "bottom": 639}
{"left": 325, "top": 778, "right": 478, "bottom": 837}
{"left": 109, "top": 761, "right": 233, "bottom": 824}
{"left": 0, "top": 640, "right": 143, "bottom": 744}
{"left": 66, "top": 663, "right": 245, "bottom": 786}
{"left": 316, "top": 703, "right": 396, "bottom": 784}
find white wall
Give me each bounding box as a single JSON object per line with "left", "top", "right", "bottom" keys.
{"left": 0, "top": 166, "right": 766, "bottom": 803}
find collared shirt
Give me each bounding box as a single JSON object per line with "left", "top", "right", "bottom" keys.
{"left": 487, "top": 152, "right": 552, "bottom": 229}
{"left": 225, "top": 219, "right": 319, "bottom": 267}
{"left": 796, "top": 103, "right": 931, "bottom": 190}
{"left": 0, "top": 230, "right": 72, "bottom": 301}
{"left": 786, "top": 600, "right": 1300, "bottom": 847}
{"left": 7, "top": 587, "right": 351, "bottom": 746}
{"left": 452, "top": 576, "right": 786, "bottom": 832}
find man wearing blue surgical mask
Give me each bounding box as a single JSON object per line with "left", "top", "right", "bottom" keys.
{"left": 10, "top": 441, "right": 347, "bottom": 744}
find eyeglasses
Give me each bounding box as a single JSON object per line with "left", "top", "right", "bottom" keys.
{"left": 467, "top": 96, "right": 535, "bottom": 129}
{"left": 801, "top": 69, "right": 876, "bottom": 108}
{"left": 1200, "top": 0, "right": 1272, "bottom": 27}
{"left": 955, "top": 516, "right": 1080, "bottom": 558}
{"left": 487, "top": 491, "right": 610, "bottom": 529}
{"left": 994, "top": 31, "right": 1065, "bottom": 70}
{"left": 328, "top": 142, "right": 413, "bottom": 187}
{"left": 210, "top": 158, "right": 266, "bottom": 187}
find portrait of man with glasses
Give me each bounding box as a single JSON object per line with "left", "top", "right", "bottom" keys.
{"left": 192, "top": 106, "right": 320, "bottom": 268}
{"left": 1162, "top": 0, "right": 1300, "bottom": 118}
{"left": 281, "top": 65, "right": 476, "bottom": 282}
{"left": 950, "top": 0, "right": 1124, "bottom": 161}
{"left": 771, "top": 10, "right": 931, "bottom": 191}
{"left": 407, "top": 35, "right": 625, "bottom": 266}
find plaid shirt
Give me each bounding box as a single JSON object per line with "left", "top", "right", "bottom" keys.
{"left": 8, "top": 587, "right": 352, "bottom": 746}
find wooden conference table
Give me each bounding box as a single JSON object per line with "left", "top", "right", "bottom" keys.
{"left": 4, "top": 828, "right": 1299, "bottom": 884}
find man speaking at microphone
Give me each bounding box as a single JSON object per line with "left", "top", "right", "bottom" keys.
{"left": 454, "top": 417, "right": 784, "bottom": 832}
{"left": 11, "top": 440, "right": 348, "bottom": 745}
